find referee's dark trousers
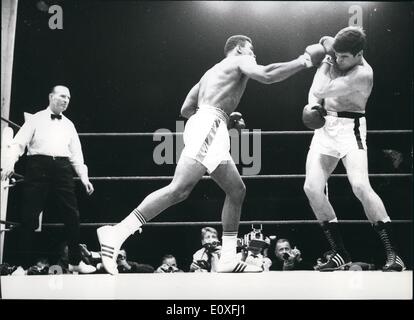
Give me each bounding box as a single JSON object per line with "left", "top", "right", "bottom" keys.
{"left": 18, "top": 155, "right": 82, "bottom": 268}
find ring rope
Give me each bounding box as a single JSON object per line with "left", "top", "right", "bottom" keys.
{"left": 1, "top": 116, "right": 20, "bottom": 130}
{"left": 1, "top": 219, "right": 412, "bottom": 229}
{"left": 81, "top": 173, "right": 411, "bottom": 181}
{"left": 78, "top": 130, "right": 412, "bottom": 136}
{"left": 6, "top": 173, "right": 411, "bottom": 183}
{"left": 1, "top": 116, "right": 411, "bottom": 136}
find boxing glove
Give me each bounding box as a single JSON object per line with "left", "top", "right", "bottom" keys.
{"left": 319, "top": 36, "right": 335, "bottom": 57}
{"left": 302, "top": 103, "right": 327, "bottom": 129}
{"left": 228, "top": 112, "right": 246, "bottom": 130}
{"left": 301, "top": 43, "right": 326, "bottom": 68}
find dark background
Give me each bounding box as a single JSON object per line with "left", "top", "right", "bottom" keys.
{"left": 4, "top": 1, "right": 413, "bottom": 270}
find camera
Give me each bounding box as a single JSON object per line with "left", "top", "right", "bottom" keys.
{"left": 282, "top": 253, "right": 290, "bottom": 261}
{"left": 195, "top": 260, "right": 211, "bottom": 271}
{"left": 237, "top": 225, "right": 269, "bottom": 251}
{"left": 203, "top": 240, "right": 221, "bottom": 252}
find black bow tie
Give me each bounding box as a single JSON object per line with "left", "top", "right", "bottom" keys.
{"left": 51, "top": 114, "right": 62, "bottom": 120}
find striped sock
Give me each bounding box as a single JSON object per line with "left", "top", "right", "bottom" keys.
{"left": 114, "top": 208, "right": 147, "bottom": 243}
{"left": 221, "top": 231, "right": 238, "bottom": 263}
{"left": 131, "top": 208, "right": 147, "bottom": 226}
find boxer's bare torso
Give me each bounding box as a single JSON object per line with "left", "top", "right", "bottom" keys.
{"left": 197, "top": 56, "right": 250, "bottom": 115}
{"left": 324, "top": 57, "right": 373, "bottom": 113}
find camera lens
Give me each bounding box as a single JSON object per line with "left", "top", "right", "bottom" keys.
{"left": 283, "top": 253, "right": 290, "bottom": 260}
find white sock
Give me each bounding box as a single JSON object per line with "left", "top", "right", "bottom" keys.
{"left": 113, "top": 208, "right": 146, "bottom": 243}
{"left": 220, "top": 232, "right": 238, "bottom": 263}
{"left": 381, "top": 217, "right": 391, "bottom": 223}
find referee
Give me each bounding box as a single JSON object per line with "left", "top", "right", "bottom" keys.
{"left": 2, "top": 85, "right": 96, "bottom": 274}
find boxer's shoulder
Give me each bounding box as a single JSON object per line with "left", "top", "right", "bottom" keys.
{"left": 351, "top": 60, "right": 373, "bottom": 80}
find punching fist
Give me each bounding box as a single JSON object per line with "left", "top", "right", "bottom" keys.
{"left": 319, "top": 36, "right": 335, "bottom": 57}
{"left": 228, "top": 112, "right": 246, "bottom": 130}
{"left": 302, "top": 103, "right": 327, "bottom": 129}
{"left": 301, "top": 43, "right": 326, "bottom": 68}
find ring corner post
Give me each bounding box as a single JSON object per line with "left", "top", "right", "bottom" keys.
{"left": 1, "top": 0, "right": 18, "bottom": 264}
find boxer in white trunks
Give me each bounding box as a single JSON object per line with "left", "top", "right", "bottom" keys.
{"left": 97, "top": 35, "right": 326, "bottom": 274}
{"left": 304, "top": 27, "right": 405, "bottom": 272}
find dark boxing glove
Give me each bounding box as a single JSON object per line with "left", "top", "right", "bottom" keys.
{"left": 302, "top": 103, "right": 327, "bottom": 129}
{"left": 319, "top": 36, "right": 335, "bottom": 58}
{"left": 301, "top": 43, "right": 326, "bottom": 68}
{"left": 228, "top": 112, "right": 246, "bottom": 130}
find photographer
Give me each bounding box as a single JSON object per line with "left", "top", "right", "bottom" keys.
{"left": 270, "top": 239, "right": 313, "bottom": 271}
{"left": 116, "top": 249, "right": 154, "bottom": 273}
{"left": 237, "top": 226, "right": 272, "bottom": 271}
{"left": 190, "top": 227, "right": 221, "bottom": 272}
{"left": 155, "top": 254, "right": 184, "bottom": 273}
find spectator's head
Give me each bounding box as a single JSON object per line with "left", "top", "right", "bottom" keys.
{"left": 201, "top": 227, "right": 219, "bottom": 245}
{"left": 27, "top": 258, "right": 50, "bottom": 275}
{"left": 275, "top": 239, "right": 292, "bottom": 261}
{"left": 162, "top": 254, "right": 177, "bottom": 268}
{"left": 117, "top": 249, "right": 127, "bottom": 265}
{"left": 35, "top": 257, "right": 50, "bottom": 268}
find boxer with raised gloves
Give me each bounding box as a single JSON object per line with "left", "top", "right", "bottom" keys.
{"left": 228, "top": 112, "right": 246, "bottom": 130}
{"left": 302, "top": 103, "right": 327, "bottom": 129}
{"left": 303, "top": 27, "right": 406, "bottom": 272}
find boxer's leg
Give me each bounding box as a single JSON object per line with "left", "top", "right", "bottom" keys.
{"left": 210, "top": 161, "right": 261, "bottom": 272}
{"left": 342, "top": 149, "right": 405, "bottom": 271}
{"left": 97, "top": 155, "right": 206, "bottom": 274}
{"left": 303, "top": 148, "right": 338, "bottom": 222}
{"left": 342, "top": 149, "right": 388, "bottom": 222}
{"left": 137, "top": 156, "right": 206, "bottom": 220}
{"left": 304, "top": 148, "right": 351, "bottom": 270}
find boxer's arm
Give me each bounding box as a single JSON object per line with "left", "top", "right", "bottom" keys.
{"left": 238, "top": 55, "right": 306, "bottom": 84}
{"left": 308, "top": 70, "right": 324, "bottom": 105}
{"left": 313, "top": 66, "right": 372, "bottom": 99}
{"left": 180, "top": 83, "right": 200, "bottom": 119}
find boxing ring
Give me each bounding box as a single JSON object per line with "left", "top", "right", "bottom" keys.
{"left": 0, "top": 118, "right": 412, "bottom": 300}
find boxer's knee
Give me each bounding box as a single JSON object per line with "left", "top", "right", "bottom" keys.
{"left": 350, "top": 180, "right": 373, "bottom": 201}
{"left": 168, "top": 182, "right": 193, "bottom": 203}
{"left": 303, "top": 180, "right": 325, "bottom": 201}
{"left": 228, "top": 182, "right": 246, "bottom": 203}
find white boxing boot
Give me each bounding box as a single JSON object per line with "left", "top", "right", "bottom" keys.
{"left": 97, "top": 226, "right": 122, "bottom": 275}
